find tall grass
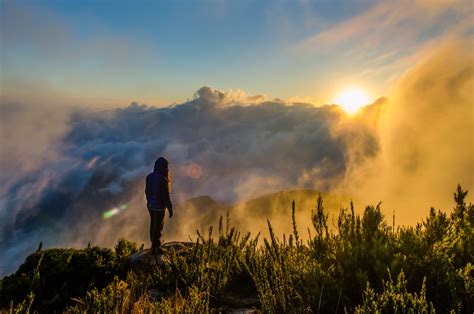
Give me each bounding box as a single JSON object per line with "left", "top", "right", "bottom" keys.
{"left": 2, "top": 185, "right": 472, "bottom": 313}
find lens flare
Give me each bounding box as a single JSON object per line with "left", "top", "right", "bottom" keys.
{"left": 102, "top": 204, "right": 127, "bottom": 219}
{"left": 86, "top": 156, "right": 100, "bottom": 169}
{"left": 186, "top": 162, "right": 203, "bottom": 179}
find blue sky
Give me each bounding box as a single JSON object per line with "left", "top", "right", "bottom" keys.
{"left": 1, "top": 0, "right": 472, "bottom": 107}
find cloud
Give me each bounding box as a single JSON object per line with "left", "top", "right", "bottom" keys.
{"left": 0, "top": 85, "right": 379, "bottom": 275}
{"left": 297, "top": 0, "right": 471, "bottom": 51}
{"left": 338, "top": 39, "right": 474, "bottom": 224}
{"left": 193, "top": 86, "right": 267, "bottom": 106}
{"left": 294, "top": 0, "right": 473, "bottom": 91}
{"left": 0, "top": 103, "right": 69, "bottom": 175}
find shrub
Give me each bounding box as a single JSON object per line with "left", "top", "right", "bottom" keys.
{"left": 2, "top": 186, "right": 472, "bottom": 313}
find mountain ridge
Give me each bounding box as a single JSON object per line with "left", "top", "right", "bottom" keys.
{"left": 167, "top": 189, "right": 349, "bottom": 241}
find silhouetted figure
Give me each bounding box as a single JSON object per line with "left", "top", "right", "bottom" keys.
{"left": 145, "top": 157, "right": 173, "bottom": 254}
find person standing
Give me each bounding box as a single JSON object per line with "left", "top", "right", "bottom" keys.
{"left": 145, "top": 157, "right": 173, "bottom": 254}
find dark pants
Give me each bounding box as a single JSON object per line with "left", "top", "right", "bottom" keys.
{"left": 148, "top": 208, "right": 165, "bottom": 253}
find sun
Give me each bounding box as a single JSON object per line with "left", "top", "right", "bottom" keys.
{"left": 333, "top": 87, "right": 371, "bottom": 114}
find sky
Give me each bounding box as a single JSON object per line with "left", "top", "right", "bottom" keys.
{"left": 2, "top": 0, "right": 471, "bottom": 107}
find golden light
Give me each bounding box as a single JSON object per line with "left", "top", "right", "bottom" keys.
{"left": 333, "top": 87, "right": 371, "bottom": 114}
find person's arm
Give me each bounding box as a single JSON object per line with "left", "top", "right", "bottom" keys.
{"left": 145, "top": 175, "right": 152, "bottom": 199}
{"left": 161, "top": 177, "right": 173, "bottom": 217}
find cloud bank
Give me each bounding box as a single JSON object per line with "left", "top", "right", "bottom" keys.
{"left": 0, "top": 85, "right": 378, "bottom": 275}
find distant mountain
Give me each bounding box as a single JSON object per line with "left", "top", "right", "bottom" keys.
{"left": 167, "top": 190, "right": 349, "bottom": 241}
{"left": 230, "top": 189, "right": 346, "bottom": 217}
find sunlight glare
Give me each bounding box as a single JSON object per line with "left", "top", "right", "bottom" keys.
{"left": 333, "top": 87, "right": 371, "bottom": 114}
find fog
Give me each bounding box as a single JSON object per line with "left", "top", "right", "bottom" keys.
{"left": 338, "top": 40, "right": 474, "bottom": 224}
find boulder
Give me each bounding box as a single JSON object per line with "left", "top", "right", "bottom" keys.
{"left": 126, "top": 242, "right": 194, "bottom": 274}
{"left": 126, "top": 249, "right": 168, "bottom": 274}
{"left": 147, "top": 288, "right": 166, "bottom": 301}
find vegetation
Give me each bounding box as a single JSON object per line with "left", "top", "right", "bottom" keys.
{"left": 1, "top": 185, "right": 472, "bottom": 313}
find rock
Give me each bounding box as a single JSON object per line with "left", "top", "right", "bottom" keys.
{"left": 211, "top": 306, "right": 261, "bottom": 314}
{"left": 126, "top": 249, "right": 169, "bottom": 274}
{"left": 227, "top": 309, "right": 261, "bottom": 314}
{"left": 162, "top": 241, "right": 194, "bottom": 253}
{"left": 147, "top": 288, "right": 165, "bottom": 301}
{"left": 126, "top": 242, "right": 194, "bottom": 275}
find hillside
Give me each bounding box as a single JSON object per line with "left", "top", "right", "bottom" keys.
{"left": 169, "top": 190, "right": 348, "bottom": 241}
{"left": 1, "top": 186, "right": 472, "bottom": 313}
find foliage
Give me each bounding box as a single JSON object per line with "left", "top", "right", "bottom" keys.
{"left": 1, "top": 186, "right": 472, "bottom": 313}
{"left": 355, "top": 271, "right": 435, "bottom": 313}
{"left": 0, "top": 238, "right": 137, "bottom": 312}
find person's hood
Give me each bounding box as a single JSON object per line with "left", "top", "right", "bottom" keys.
{"left": 154, "top": 157, "right": 169, "bottom": 175}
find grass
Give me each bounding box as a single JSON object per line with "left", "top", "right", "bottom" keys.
{"left": 1, "top": 185, "right": 473, "bottom": 313}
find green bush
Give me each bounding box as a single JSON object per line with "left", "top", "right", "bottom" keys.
{"left": 1, "top": 186, "right": 472, "bottom": 313}
{"left": 0, "top": 246, "right": 122, "bottom": 312}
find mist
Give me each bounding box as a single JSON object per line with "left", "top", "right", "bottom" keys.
{"left": 1, "top": 40, "right": 472, "bottom": 276}
{"left": 0, "top": 87, "right": 378, "bottom": 275}
{"left": 339, "top": 40, "right": 474, "bottom": 224}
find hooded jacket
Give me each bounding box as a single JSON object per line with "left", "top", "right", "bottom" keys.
{"left": 145, "top": 157, "right": 173, "bottom": 211}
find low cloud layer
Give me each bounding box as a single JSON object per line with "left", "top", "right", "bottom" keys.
{"left": 0, "top": 85, "right": 378, "bottom": 275}
{"left": 1, "top": 40, "right": 472, "bottom": 277}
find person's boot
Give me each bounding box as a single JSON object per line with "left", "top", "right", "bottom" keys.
{"left": 151, "top": 239, "right": 161, "bottom": 255}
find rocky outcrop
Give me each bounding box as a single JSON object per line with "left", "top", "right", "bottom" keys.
{"left": 126, "top": 242, "right": 194, "bottom": 275}
{"left": 126, "top": 249, "right": 168, "bottom": 274}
